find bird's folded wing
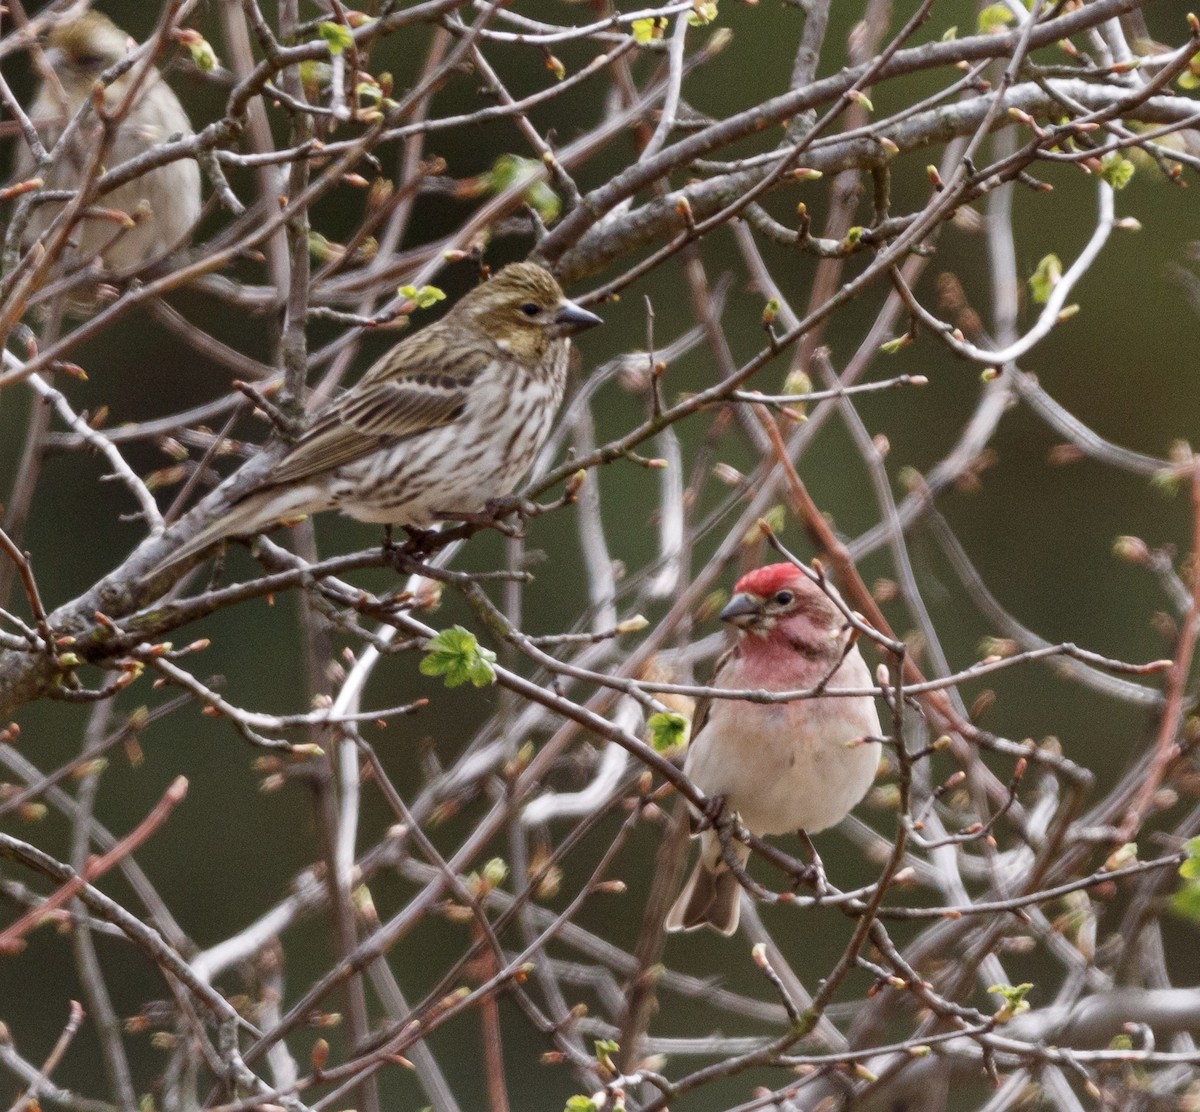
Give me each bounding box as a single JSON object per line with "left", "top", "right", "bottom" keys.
{"left": 681, "top": 643, "right": 736, "bottom": 833}
{"left": 266, "top": 368, "right": 476, "bottom": 487}
{"left": 689, "top": 642, "right": 737, "bottom": 742}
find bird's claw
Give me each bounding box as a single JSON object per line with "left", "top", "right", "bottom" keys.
{"left": 701, "top": 793, "right": 727, "bottom": 829}
{"left": 433, "top": 498, "right": 535, "bottom": 538}
{"left": 484, "top": 494, "right": 540, "bottom": 520}
{"left": 398, "top": 526, "right": 439, "bottom": 557}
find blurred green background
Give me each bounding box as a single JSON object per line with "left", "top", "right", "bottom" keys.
{"left": 2, "top": 1, "right": 1199, "bottom": 1107}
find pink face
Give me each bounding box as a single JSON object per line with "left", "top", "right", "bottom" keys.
{"left": 721, "top": 563, "right": 843, "bottom": 647}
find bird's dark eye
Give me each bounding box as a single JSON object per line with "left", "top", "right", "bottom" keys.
{"left": 520, "top": 302, "right": 540, "bottom": 317}
{"left": 773, "top": 590, "right": 794, "bottom": 605}
{"left": 74, "top": 53, "right": 107, "bottom": 70}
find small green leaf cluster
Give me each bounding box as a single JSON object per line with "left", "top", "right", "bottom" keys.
{"left": 486, "top": 155, "right": 562, "bottom": 224}
{"left": 646, "top": 711, "right": 689, "bottom": 754}
{"left": 420, "top": 627, "right": 497, "bottom": 688}
{"left": 1028, "top": 254, "right": 1062, "bottom": 305}
{"left": 186, "top": 37, "right": 218, "bottom": 72}
{"left": 594, "top": 1037, "right": 619, "bottom": 1072}
{"left": 564, "top": 1099, "right": 599, "bottom": 1112}
{"left": 318, "top": 21, "right": 354, "bottom": 55}
{"left": 1100, "top": 152, "right": 1136, "bottom": 191}
{"left": 631, "top": 17, "right": 667, "bottom": 43}
{"left": 988, "top": 981, "right": 1033, "bottom": 1023}
{"left": 977, "top": 4, "right": 1014, "bottom": 33}
{"left": 399, "top": 285, "right": 447, "bottom": 310}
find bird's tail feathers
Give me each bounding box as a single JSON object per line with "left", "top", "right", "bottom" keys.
{"left": 148, "top": 484, "right": 323, "bottom": 576}
{"left": 664, "top": 835, "right": 748, "bottom": 936}
{"left": 665, "top": 860, "right": 741, "bottom": 935}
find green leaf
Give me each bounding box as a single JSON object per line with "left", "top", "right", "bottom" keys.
{"left": 988, "top": 982, "right": 1033, "bottom": 1023}
{"left": 631, "top": 17, "right": 665, "bottom": 43}
{"left": 1178, "top": 51, "right": 1200, "bottom": 90}
{"left": 783, "top": 369, "right": 812, "bottom": 396}
{"left": 299, "top": 60, "right": 332, "bottom": 94}
{"left": 880, "top": 336, "right": 910, "bottom": 355}
{"left": 565, "top": 1098, "right": 599, "bottom": 1112}
{"left": 420, "top": 627, "right": 497, "bottom": 688}
{"left": 399, "top": 284, "right": 447, "bottom": 310}
{"left": 647, "top": 711, "right": 689, "bottom": 753}
{"left": 1180, "top": 836, "right": 1200, "bottom": 878}
{"left": 523, "top": 180, "right": 562, "bottom": 225}
{"left": 988, "top": 982, "right": 1033, "bottom": 1005}
{"left": 307, "top": 231, "right": 340, "bottom": 262}
{"left": 488, "top": 155, "right": 536, "bottom": 192}
{"left": 1171, "top": 880, "right": 1200, "bottom": 923}
{"left": 355, "top": 76, "right": 396, "bottom": 110}
{"left": 687, "top": 1, "right": 718, "bottom": 26}
{"left": 482, "top": 857, "right": 508, "bottom": 887}
{"left": 760, "top": 504, "right": 787, "bottom": 536}
{"left": 977, "top": 4, "right": 1014, "bottom": 33}
{"left": 594, "top": 1037, "right": 619, "bottom": 1070}
{"left": 187, "top": 38, "right": 218, "bottom": 72}
{"left": 1028, "top": 253, "right": 1062, "bottom": 305}
{"left": 1152, "top": 468, "right": 1182, "bottom": 495}
{"left": 319, "top": 21, "right": 354, "bottom": 55}
{"left": 485, "top": 155, "right": 561, "bottom": 224}
{"left": 1100, "top": 151, "right": 1135, "bottom": 190}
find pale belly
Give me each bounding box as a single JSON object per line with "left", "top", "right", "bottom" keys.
{"left": 685, "top": 684, "right": 881, "bottom": 835}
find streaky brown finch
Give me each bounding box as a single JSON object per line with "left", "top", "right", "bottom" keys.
{"left": 150, "top": 262, "right": 601, "bottom": 573}
{"left": 665, "top": 563, "right": 882, "bottom": 935}
{"left": 13, "top": 12, "right": 201, "bottom": 281}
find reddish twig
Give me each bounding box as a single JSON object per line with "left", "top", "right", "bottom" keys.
{"left": 1118, "top": 455, "right": 1200, "bottom": 841}
{"left": 0, "top": 776, "right": 188, "bottom": 953}
{"left": 9, "top": 1000, "right": 87, "bottom": 1112}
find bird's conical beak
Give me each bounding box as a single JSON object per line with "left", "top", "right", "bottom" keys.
{"left": 552, "top": 299, "right": 603, "bottom": 336}
{"left": 719, "top": 592, "right": 761, "bottom": 627}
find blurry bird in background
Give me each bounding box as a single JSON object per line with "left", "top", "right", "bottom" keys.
{"left": 147, "top": 262, "right": 602, "bottom": 574}
{"left": 12, "top": 11, "right": 201, "bottom": 294}
{"left": 666, "top": 563, "right": 882, "bottom": 935}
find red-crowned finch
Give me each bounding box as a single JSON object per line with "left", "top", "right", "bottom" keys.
{"left": 665, "top": 563, "right": 882, "bottom": 935}
{"left": 14, "top": 12, "right": 201, "bottom": 286}
{"left": 148, "top": 262, "right": 601, "bottom": 573}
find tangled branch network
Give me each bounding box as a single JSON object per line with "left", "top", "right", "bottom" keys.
{"left": 2, "top": 0, "right": 1200, "bottom": 1109}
